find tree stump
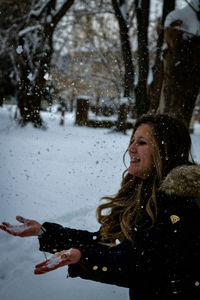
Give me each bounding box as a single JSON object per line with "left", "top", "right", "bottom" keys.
{"left": 75, "top": 97, "right": 89, "bottom": 126}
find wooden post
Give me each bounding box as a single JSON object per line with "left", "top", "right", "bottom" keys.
{"left": 60, "top": 109, "right": 65, "bottom": 126}
{"left": 75, "top": 97, "right": 90, "bottom": 126}
{"left": 116, "top": 103, "right": 128, "bottom": 134}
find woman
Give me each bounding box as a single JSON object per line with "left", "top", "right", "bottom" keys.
{"left": 1, "top": 113, "right": 200, "bottom": 300}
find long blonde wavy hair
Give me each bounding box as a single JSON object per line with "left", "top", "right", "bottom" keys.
{"left": 96, "top": 113, "right": 193, "bottom": 246}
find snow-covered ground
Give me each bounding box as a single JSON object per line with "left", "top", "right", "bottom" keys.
{"left": 0, "top": 105, "right": 199, "bottom": 300}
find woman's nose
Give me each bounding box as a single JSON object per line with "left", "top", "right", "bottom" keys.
{"left": 129, "top": 142, "right": 136, "bottom": 153}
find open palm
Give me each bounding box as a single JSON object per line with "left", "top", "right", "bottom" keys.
{"left": 0, "top": 216, "right": 41, "bottom": 237}
{"left": 34, "top": 248, "right": 82, "bottom": 274}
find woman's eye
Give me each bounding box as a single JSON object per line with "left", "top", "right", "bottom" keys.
{"left": 138, "top": 141, "right": 147, "bottom": 145}
{"left": 130, "top": 139, "right": 147, "bottom": 146}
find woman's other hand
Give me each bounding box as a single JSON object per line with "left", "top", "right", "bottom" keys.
{"left": 34, "top": 248, "right": 82, "bottom": 275}
{"left": 0, "top": 216, "right": 41, "bottom": 237}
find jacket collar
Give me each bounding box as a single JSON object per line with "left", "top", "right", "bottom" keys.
{"left": 159, "top": 164, "right": 200, "bottom": 207}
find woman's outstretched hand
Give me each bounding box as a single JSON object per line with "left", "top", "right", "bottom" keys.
{"left": 0, "top": 216, "right": 41, "bottom": 237}
{"left": 34, "top": 248, "right": 82, "bottom": 275}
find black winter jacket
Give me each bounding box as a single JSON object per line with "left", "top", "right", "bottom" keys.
{"left": 38, "top": 165, "right": 200, "bottom": 300}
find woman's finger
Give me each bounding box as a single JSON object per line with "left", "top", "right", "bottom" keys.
{"left": 35, "top": 254, "right": 62, "bottom": 269}
{"left": 0, "top": 224, "right": 13, "bottom": 232}
{"left": 61, "top": 253, "right": 68, "bottom": 260}
{"left": 0, "top": 226, "right": 18, "bottom": 236}
{"left": 0, "top": 225, "right": 7, "bottom": 231}
{"left": 2, "top": 222, "right": 11, "bottom": 227}
{"left": 34, "top": 260, "right": 70, "bottom": 275}
{"left": 16, "top": 216, "right": 27, "bottom": 224}
{"left": 35, "top": 260, "right": 50, "bottom": 268}
{"left": 34, "top": 269, "right": 46, "bottom": 275}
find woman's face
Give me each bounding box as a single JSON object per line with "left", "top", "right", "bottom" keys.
{"left": 128, "top": 124, "right": 154, "bottom": 179}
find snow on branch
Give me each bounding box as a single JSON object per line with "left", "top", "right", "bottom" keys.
{"left": 165, "top": 0, "right": 200, "bottom": 37}
{"left": 30, "top": 0, "right": 56, "bottom": 18}
{"left": 119, "top": 0, "right": 128, "bottom": 22}
{"left": 19, "top": 25, "right": 43, "bottom": 37}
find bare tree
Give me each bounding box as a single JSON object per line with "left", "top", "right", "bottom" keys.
{"left": 111, "top": 0, "right": 135, "bottom": 132}
{"left": 52, "top": 1, "right": 126, "bottom": 121}
{"left": 0, "top": 0, "right": 74, "bottom": 127}
{"left": 111, "top": 0, "right": 135, "bottom": 99}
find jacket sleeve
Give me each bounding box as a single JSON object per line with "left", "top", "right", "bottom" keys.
{"left": 38, "top": 222, "right": 136, "bottom": 287}
{"left": 38, "top": 222, "right": 100, "bottom": 253}
{"left": 68, "top": 239, "right": 137, "bottom": 287}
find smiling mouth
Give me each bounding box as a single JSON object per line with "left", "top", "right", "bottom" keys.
{"left": 131, "top": 157, "right": 140, "bottom": 163}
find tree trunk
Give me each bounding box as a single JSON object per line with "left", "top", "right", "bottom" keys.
{"left": 159, "top": 26, "right": 200, "bottom": 126}
{"left": 135, "top": 0, "right": 150, "bottom": 117}
{"left": 148, "top": 0, "right": 175, "bottom": 112}
{"left": 18, "top": 92, "right": 43, "bottom": 127}
{"left": 112, "top": 0, "right": 135, "bottom": 133}
{"left": 116, "top": 103, "right": 127, "bottom": 134}
{"left": 95, "top": 95, "right": 100, "bottom": 116}
{"left": 9, "top": 0, "right": 75, "bottom": 128}
{"left": 112, "top": 0, "right": 135, "bottom": 99}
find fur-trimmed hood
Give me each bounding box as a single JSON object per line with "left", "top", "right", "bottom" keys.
{"left": 160, "top": 164, "right": 200, "bottom": 207}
